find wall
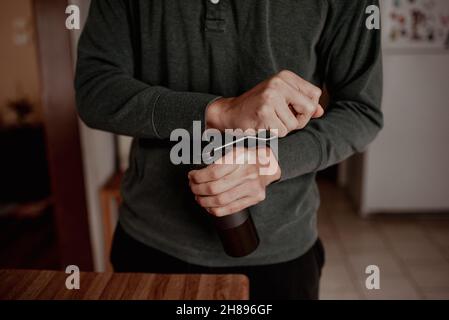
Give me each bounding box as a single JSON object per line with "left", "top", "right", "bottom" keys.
{"left": 362, "top": 53, "right": 449, "bottom": 213}
{"left": 69, "top": 0, "right": 116, "bottom": 271}
{"left": 0, "top": 0, "right": 41, "bottom": 114}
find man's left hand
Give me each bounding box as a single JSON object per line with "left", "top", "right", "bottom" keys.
{"left": 188, "top": 147, "right": 281, "bottom": 217}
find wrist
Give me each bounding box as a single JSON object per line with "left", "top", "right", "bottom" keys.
{"left": 256, "top": 146, "right": 281, "bottom": 185}
{"left": 205, "top": 97, "right": 233, "bottom": 131}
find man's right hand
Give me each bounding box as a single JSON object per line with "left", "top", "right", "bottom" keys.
{"left": 206, "top": 70, "right": 324, "bottom": 137}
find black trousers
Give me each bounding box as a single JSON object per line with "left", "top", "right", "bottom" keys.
{"left": 111, "top": 223, "right": 325, "bottom": 300}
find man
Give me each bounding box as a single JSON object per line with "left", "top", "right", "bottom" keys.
{"left": 75, "top": 0, "right": 383, "bottom": 300}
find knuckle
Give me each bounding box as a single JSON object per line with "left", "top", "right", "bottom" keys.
{"left": 246, "top": 162, "right": 257, "bottom": 172}
{"left": 312, "top": 87, "right": 322, "bottom": 99}
{"left": 206, "top": 183, "right": 218, "bottom": 195}
{"left": 210, "top": 169, "right": 220, "bottom": 180}
{"left": 189, "top": 184, "right": 198, "bottom": 194}
{"left": 212, "top": 207, "right": 226, "bottom": 217}
{"left": 278, "top": 70, "right": 292, "bottom": 78}
{"left": 208, "top": 207, "right": 220, "bottom": 217}
{"left": 189, "top": 174, "right": 198, "bottom": 184}
{"left": 255, "top": 122, "right": 266, "bottom": 131}
{"left": 303, "top": 102, "right": 315, "bottom": 115}
{"left": 256, "top": 104, "right": 272, "bottom": 118}
{"left": 197, "top": 197, "right": 207, "bottom": 207}
{"left": 216, "top": 194, "right": 228, "bottom": 206}
{"left": 267, "top": 76, "right": 282, "bottom": 88}
{"left": 247, "top": 170, "right": 259, "bottom": 180}
{"left": 260, "top": 88, "right": 277, "bottom": 102}
{"left": 278, "top": 127, "right": 288, "bottom": 137}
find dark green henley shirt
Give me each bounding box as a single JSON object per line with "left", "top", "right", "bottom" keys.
{"left": 75, "top": 0, "right": 383, "bottom": 267}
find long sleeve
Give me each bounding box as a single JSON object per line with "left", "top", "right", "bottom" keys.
{"left": 277, "top": 0, "right": 383, "bottom": 181}
{"left": 74, "top": 0, "right": 218, "bottom": 139}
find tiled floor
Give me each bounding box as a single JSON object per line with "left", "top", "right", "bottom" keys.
{"left": 317, "top": 181, "right": 449, "bottom": 300}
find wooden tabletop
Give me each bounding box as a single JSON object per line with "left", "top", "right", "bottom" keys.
{"left": 0, "top": 270, "right": 249, "bottom": 300}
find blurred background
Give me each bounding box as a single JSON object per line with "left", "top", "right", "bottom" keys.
{"left": 0, "top": 0, "right": 448, "bottom": 300}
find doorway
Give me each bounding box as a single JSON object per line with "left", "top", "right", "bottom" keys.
{"left": 0, "top": 0, "right": 93, "bottom": 271}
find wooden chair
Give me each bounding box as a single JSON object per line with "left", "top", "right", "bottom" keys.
{"left": 99, "top": 171, "right": 123, "bottom": 271}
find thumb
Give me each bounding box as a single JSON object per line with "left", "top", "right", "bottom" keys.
{"left": 312, "top": 104, "right": 324, "bottom": 118}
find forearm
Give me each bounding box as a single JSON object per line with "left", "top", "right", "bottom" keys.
{"left": 74, "top": 0, "right": 218, "bottom": 139}
{"left": 274, "top": 0, "right": 384, "bottom": 181}
{"left": 276, "top": 99, "right": 383, "bottom": 181}
{"left": 75, "top": 67, "right": 217, "bottom": 139}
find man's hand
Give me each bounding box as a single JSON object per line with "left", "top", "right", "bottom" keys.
{"left": 188, "top": 147, "right": 281, "bottom": 217}
{"left": 206, "top": 70, "right": 324, "bottom": 137}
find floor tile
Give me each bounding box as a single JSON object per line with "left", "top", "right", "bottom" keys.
{"left": 347, "top": 250, "right": 403, "bottom": 278}
{"left": 339, "top": 232, "right": 388, "bottom": 251}
{"left": 380, "top": 223, "right": 428, "bottom": 243}
{"left": 316, "top": 181, "right": 449, "bottom": 300}
{"left": 389, "top": 240, "right": 446, "bottom": 263}
{"left": 320, "top": 241, "right": 345, "bottom": 265}
{"left": 320, "top": 263, "right": 357, "bottom": 293}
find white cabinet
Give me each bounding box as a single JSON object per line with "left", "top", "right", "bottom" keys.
{"left": 346, "top": 54, "right": 449, "bottom": 215}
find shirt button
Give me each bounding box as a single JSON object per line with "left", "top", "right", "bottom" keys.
{"left": 210, "top": 0, "right": 220, "bottom": 4}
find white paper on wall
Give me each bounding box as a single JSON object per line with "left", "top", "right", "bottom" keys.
{"left": 382, "top": 0, "right": 449, "bottom": 51}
